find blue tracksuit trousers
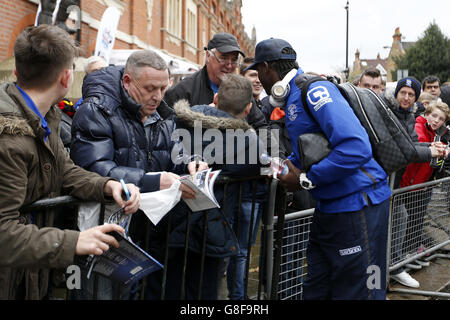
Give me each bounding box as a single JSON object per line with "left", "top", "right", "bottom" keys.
{"left": 303, "top": 198, "right": 390, "bottom": 300}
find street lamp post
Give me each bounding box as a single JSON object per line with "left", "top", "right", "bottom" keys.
{"left": 75, "top": 0, "right": 81, "bottom": 44}
{"left": 344, "top": 1, "right": 349, "bottom": 81}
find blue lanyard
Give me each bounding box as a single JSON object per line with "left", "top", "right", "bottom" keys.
{"left": 15, "top": 84, "right": 51, "bottom": 141}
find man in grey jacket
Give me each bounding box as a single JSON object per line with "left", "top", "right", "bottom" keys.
{"left": 383, "top": 77, "right": 445, "bottom": 288}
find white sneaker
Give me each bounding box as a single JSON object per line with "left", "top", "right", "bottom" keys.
{"left": 390, "top": 271, "right": 420, "bottom": 288}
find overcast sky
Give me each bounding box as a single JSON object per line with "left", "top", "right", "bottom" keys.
{"left": 241, "top": 0, "right": 450, "bottom": 75}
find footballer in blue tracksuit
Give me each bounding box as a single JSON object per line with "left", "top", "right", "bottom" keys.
{"left": 246, "top": 38, "right": 392, "bottom": 300}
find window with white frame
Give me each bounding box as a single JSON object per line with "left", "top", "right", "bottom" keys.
{"left": 167, "top": 0, "right": 182, "bottom": 38}
{"left": 186, "top": 0, "right": 197, "bottom": 47}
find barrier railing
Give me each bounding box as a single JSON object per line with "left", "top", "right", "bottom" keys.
{"left": 19, "top": 175, "right": 450, "bottom": 300}
{"left": 20, "top": 175, "right": 275, "bottom": 300}
{"left": 266, "top": 177, "right": 450, "bottom": 300}
{"left": 387, "top": 176, "right": 450, "bottom": 298}
{"left": 271, "top": 208, "right": 314, "bottom": 300}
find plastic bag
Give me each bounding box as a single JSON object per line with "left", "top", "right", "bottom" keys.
{"left": 140, "top": 179, "right": 182, "bottom": 225}
{"left": 77, "top": 202, "right": 121, "bottom": 231}
{"left": 78, "top": 176, "right": 182, "bottom": 230}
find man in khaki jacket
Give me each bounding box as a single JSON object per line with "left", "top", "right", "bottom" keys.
{"left": 0, "top": 25, "right": 141, "bottom": 299}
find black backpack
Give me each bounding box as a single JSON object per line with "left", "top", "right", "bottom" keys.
{"left": 295, "top": 75, "right": 417, "bottom": 174}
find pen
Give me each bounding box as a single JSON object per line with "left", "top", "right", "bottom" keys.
{"left": 120, "top": 179, "right": 130, "bottom": 201}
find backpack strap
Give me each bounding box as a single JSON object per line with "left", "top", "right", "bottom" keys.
{"left": 294, "top": 74, "right": 328, "bottom": 121}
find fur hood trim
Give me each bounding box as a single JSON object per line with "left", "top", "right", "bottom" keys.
{"left": 0, "top": 115, "right": 35, "bottom": 137}
{"left": 174, "top": 99, "right": 253, "bottom": 131}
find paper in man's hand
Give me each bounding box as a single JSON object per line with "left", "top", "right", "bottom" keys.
{"left": 139, "top": 179, "right": 182, "bottom": 225}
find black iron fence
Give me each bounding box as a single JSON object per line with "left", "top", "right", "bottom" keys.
{"left": 19, "top": 174, "right": 450, "bottom": 300}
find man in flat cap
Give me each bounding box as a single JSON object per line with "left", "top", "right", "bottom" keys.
{"left": 160, "top": 32, "right": 270, "bottom": 147}
{"left": 160, "top": 33, "right": 272, "bottom": 300}
{"left": 161, "top": 33, "right": 244, "bottom": 113}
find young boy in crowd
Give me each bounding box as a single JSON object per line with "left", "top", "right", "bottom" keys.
{"left": 158, "top": 74, "right": 264, "bottom": 300}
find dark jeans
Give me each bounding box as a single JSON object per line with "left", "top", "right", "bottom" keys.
{"left": 227, "top": 201, "right": 264, "bottom": 300}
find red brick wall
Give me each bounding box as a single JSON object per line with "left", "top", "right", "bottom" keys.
{"left": 0, "top": 0, "right": 37, "bottom": 61}
{"left": 0, "top": 0, "right": 254, "bottom": 66}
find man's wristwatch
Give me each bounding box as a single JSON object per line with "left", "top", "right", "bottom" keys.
{"left": 299, "top": 172, "right": 316, "bottom": 190}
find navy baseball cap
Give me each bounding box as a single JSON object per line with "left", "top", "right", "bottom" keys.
{"left": 205, "top": 33, "right": 245, "bottom": 57}
{"left": 244, "top": 38, "right": 297, "bottom": 71}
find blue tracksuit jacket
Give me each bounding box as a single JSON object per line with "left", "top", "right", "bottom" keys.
{"left": 285, "top": 69, "right": 391, "bottom": 213}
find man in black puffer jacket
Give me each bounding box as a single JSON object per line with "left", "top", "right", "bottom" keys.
{"left": 71, "top": 51, "right": 199, "bottom": 194}
{"left": 70, "top": 50, "right": 204, "bottom": 300}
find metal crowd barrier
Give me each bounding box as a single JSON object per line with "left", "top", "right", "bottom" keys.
{"left": 271, "top": 209, "right": 314, "bottom": 300}
{"left": 266, "top": 176, "right": 450, "bottom": 300}
{"left": 143, "top": 174, "right": 272, "bottom": 301}
{"left": 387, "top": 176, "right": 450, "bottom": 298}
{"left": 20, "top": 174, "right": 450, "bottom": 300}
{"left": 21, "top": 175, "right": 276, "bottom": 300}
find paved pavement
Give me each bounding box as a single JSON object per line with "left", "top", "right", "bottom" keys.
{"left": 387, "top": 249, "right": 450, "bottom": 300}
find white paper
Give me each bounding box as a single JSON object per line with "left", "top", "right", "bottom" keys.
{"left": 140, "top": 179, "right": 182, "bottom": 225}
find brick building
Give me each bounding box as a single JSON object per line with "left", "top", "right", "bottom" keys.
{"left": 0, "top": 0, "right": 256, "bottom": 72}
{"left": 351, "top": 27, "right": 415, "bottom": 83}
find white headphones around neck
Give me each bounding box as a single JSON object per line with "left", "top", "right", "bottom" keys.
{"left": 269, "top": 69, "right": 298, "bottom": 108}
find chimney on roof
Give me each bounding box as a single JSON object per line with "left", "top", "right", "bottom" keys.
{"left": 251, "top": 25, "right": 256, "bottom": 43}
{"left": 393, "top": 27, "right": 402, "bottom": 42}
{"left": 353, "top": 49, "right": 361, "bottom": 71}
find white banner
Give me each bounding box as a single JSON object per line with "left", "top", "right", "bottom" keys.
{"left": 94, "top": 7, "right": 121, "bottom": 64}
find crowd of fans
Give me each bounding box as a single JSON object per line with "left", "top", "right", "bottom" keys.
{"left": 1, "top": 24, "right": 449, "bottom": 300}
